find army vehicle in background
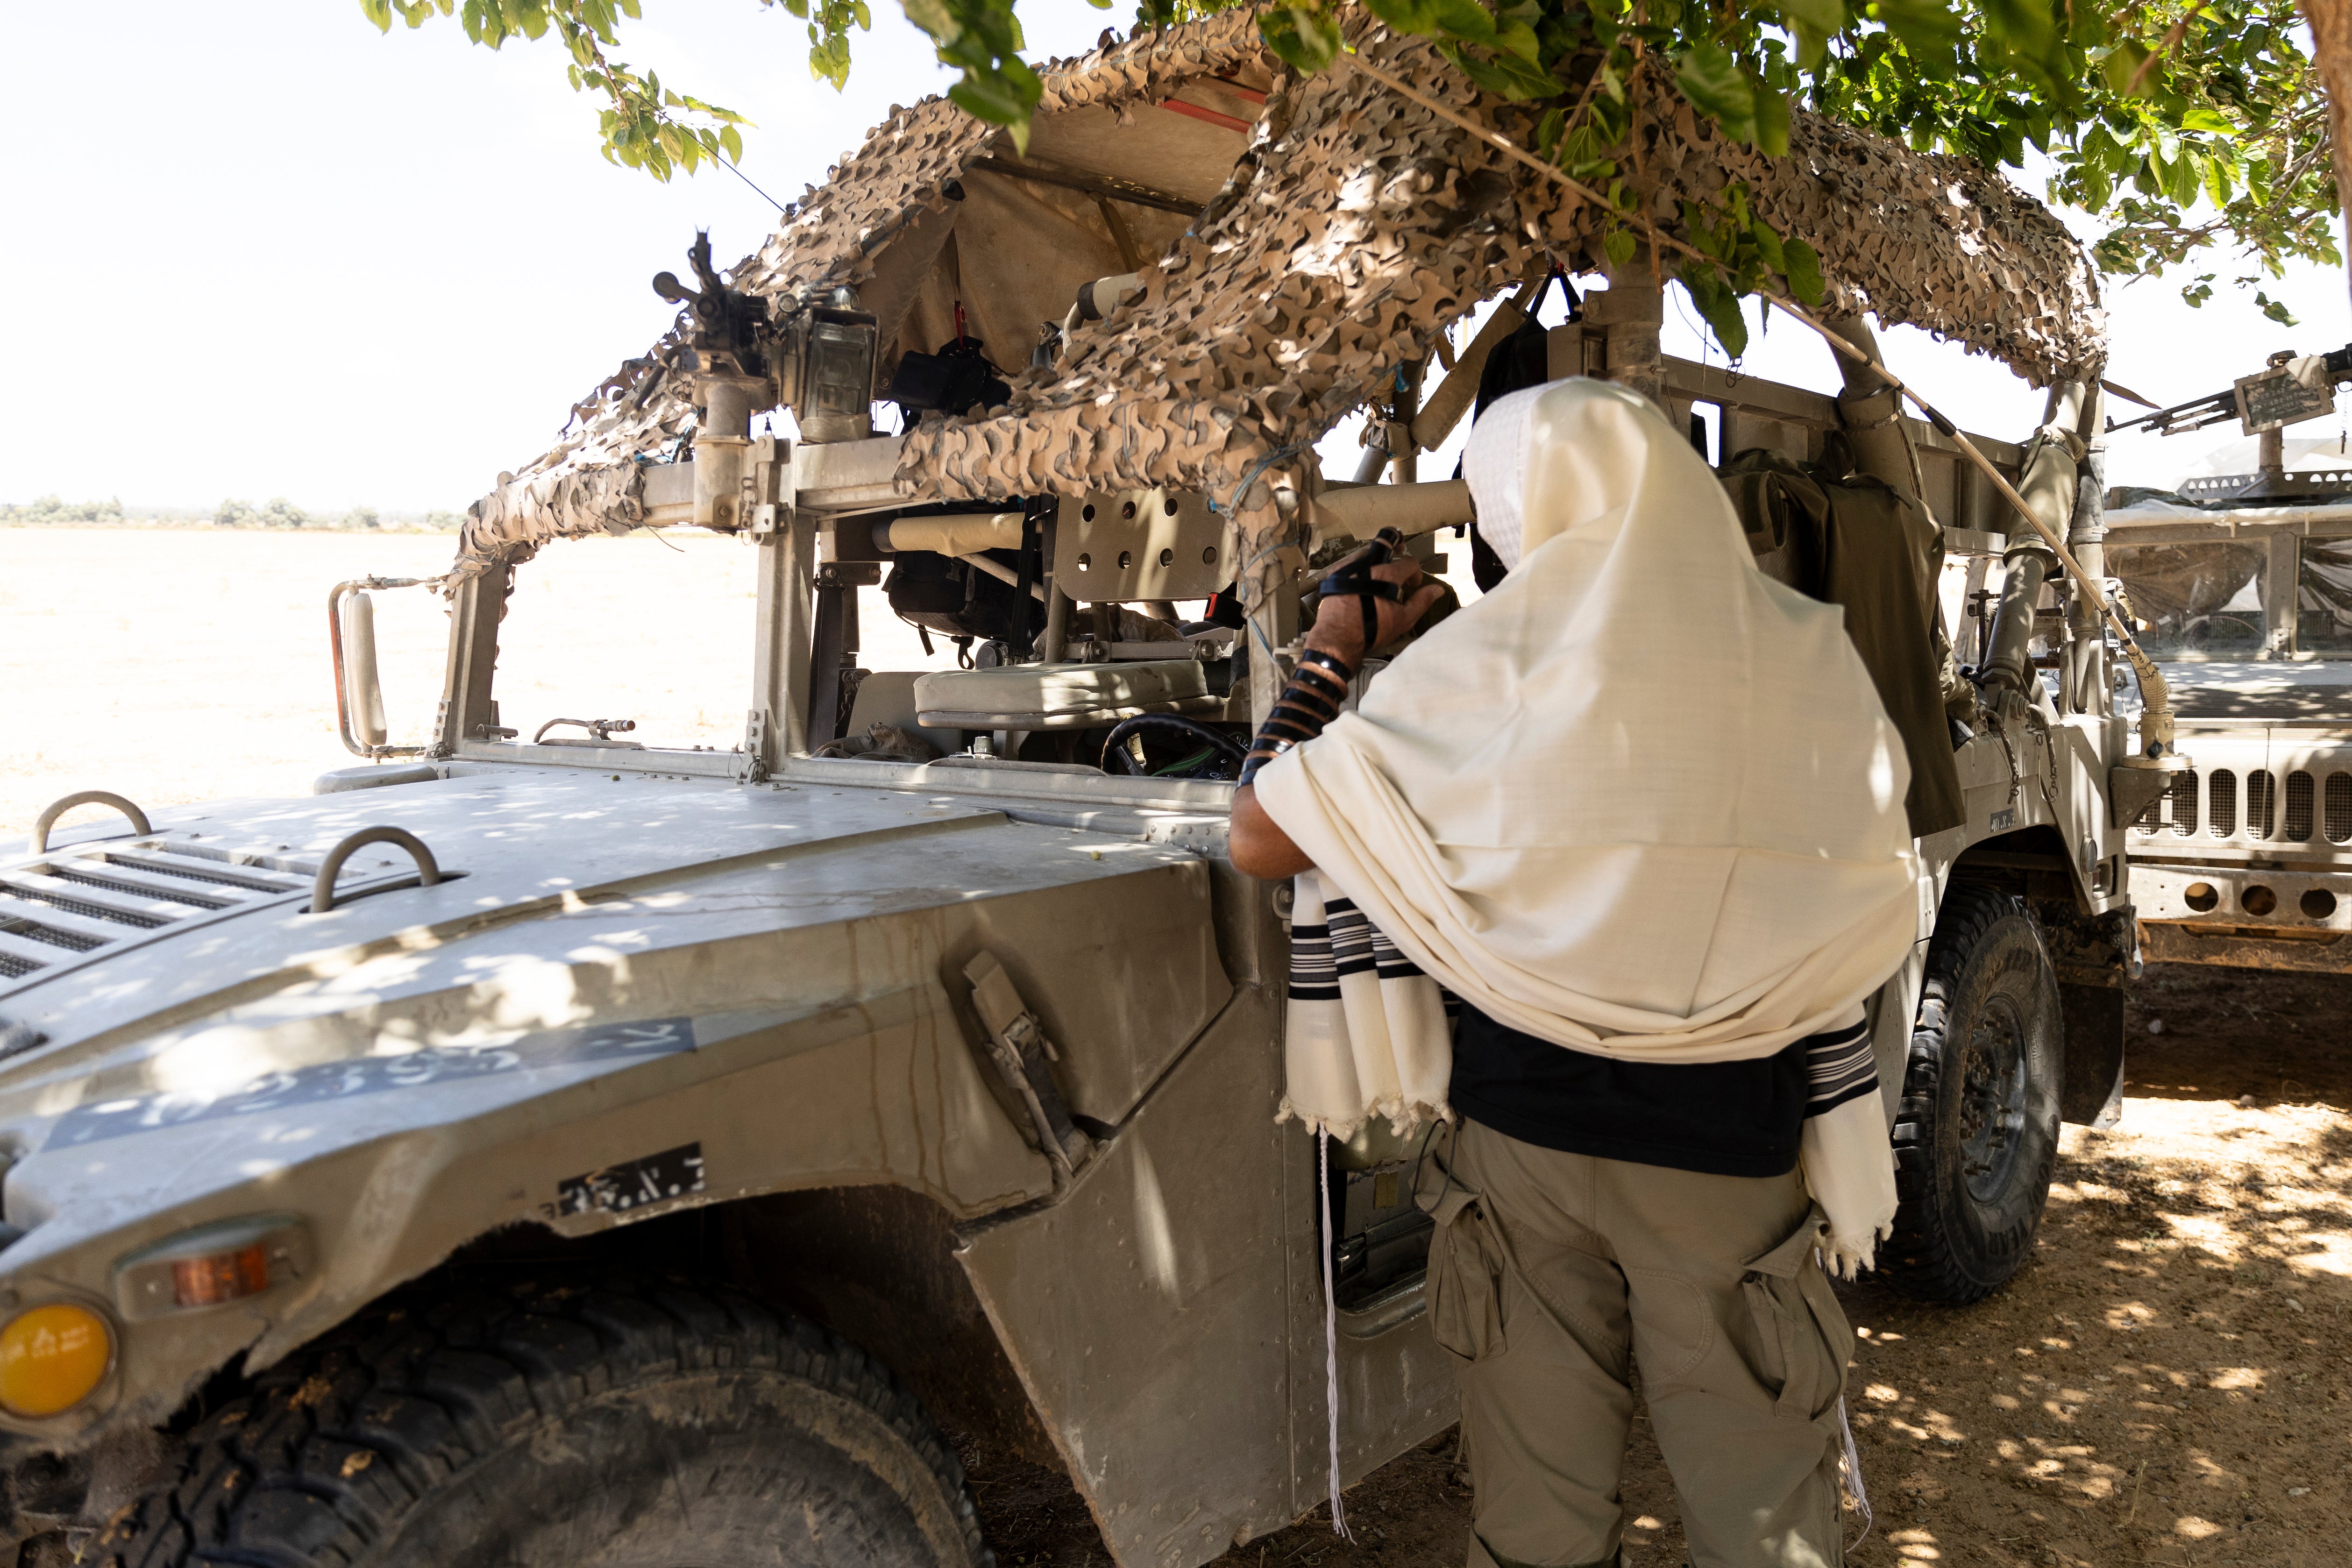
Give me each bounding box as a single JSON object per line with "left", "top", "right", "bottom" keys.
{"left": 0, "top": 16, "right": 2152, "bottom": 1568}
{"left": 2103, "top": 347, "right": 2352, "bottom": 973}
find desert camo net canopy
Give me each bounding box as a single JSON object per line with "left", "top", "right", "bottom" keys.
{"left": 453, "top": 8, "right": 2104, "bottom": 588}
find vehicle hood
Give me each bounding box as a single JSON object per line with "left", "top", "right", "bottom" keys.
{"left": 0, "top": 768, "right": 1203, "bottom": 1270}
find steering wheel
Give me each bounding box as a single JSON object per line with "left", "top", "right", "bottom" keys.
{"left": 1099, "top": 715, "right": 1250, "bottom": 780}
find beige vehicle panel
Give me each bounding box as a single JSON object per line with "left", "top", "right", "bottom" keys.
{"left": 0, "top": 772, "right": 1231, "bottom": 1443}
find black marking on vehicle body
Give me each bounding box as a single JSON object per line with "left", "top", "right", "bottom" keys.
{"left": 45, "top": 1017, "right": 697, "bottom": 1150}
{"left": 554, "top": 1142, "right": 705, "bottom": 1216}
{"left": 1990, "top": 807, "right": 2018, "bottom": 832}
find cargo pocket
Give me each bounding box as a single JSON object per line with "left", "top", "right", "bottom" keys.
{"left": 1424, "top": 1181, "right": 1509, "bottom": 1363}
{"left": 1738, "top": 1203, "right": 1850, "bottom": 1423}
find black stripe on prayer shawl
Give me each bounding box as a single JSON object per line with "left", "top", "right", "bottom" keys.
{"left": 1288, "top": 920, "right": 1343, "bottom": 1001}
{"left": 1804, "top": 1019, "right": 1879, "bottom": 1115}
{"left": 1324, "top": 896, "right": 1427, "bottom": 982}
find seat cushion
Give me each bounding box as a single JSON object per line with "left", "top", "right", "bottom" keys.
{"left": 913, "top": 660, "right": 1211, "bottom": 729}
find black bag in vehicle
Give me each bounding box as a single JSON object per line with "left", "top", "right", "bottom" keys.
{"left": 885, "top": 336, "right": 1012, "bottom": 418}
{"left": 883, "top": 552, "right": 1025, "bottom": 642}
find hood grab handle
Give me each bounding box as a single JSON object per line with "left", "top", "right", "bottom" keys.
{"left": 311, "top": 826, "right": 443, "bottom": 915}
{"left": 30, "top": 791, "right": 152, "bottom": 855}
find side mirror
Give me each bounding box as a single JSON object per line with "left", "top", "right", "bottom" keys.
{"left": 327, "top": 577, "right": 431, "bottom": 759}
{"left": 341, "top": 591, "right": 388, "bottom": 748}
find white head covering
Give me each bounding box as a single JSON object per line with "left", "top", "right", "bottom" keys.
{"left": 1461, "top": 384, "right": 1537, "bottom": 568}
{"left": 1258, "top": 377, "right": 1921, "bottom": 1061}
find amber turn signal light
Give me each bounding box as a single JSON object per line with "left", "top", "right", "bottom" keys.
{"left": 0, "top": 1303, "right": 114, "bottom": 1419}
{"left": 114, "top": 1215, "right": 313, "bottom": 1323}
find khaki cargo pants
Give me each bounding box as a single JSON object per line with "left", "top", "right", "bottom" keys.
{"left": 1421, "top": 1120, "right": 1852, "bottom": 1568}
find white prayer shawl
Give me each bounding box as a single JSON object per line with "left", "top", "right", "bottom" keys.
{"left": 1258, "top": 378, "right": 1916, "bottom": 1272}
{"left": 1279, "top": 872, "right": 1454, "bottom": 1133}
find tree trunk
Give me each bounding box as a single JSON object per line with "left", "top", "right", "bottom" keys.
{"left": 2302, "top": 0, "right": 2352, "bottom": 310}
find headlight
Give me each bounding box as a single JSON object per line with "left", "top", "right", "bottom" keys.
{"left": 0, "top": 1302, "right": 114, "bottom": 1418}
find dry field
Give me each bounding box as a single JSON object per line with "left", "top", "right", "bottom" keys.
{"left": 8, "top": 526, "right": 2349, "bottom": 1566}
{"left": 0, "top": 525, "right": 949, "bottom": 842}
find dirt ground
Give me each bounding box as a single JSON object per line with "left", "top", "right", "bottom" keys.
{"left": 965, "top": 960, "right": 2352, "bottom": 1568}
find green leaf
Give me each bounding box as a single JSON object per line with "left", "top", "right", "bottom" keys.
{"left": 1425, "top": 0, "right": 1500, "bottom": 45}
{"left": 1783, "top": 237, "right": 1826, "bottom": 305}
{"left": 1749, "top": 218, "right": 1787, "bottom": 272}
{"left": 720, "top": 123, "right": 743, "bottom": 163}
{"left": 1676, "top": 42, "right": 1757, "bottom": 145}
{"left": 1752, "top": 75, "right": 1790, "bottom": 157}
{"left": 1679, "top": 265, "right": 1749, "bottom": 359}
{"left": 2203, "top": 149, "right": 2232, "bottom": 207}
{"left": 2256, "top": 290, "right": 2297, "bottom": 327}
{"left": 1780, "top": 0, "right": 1844, "bottom": 37}
{"left": 1603, "top": 226, "right": 1639, "bottom": 270}
{"left": 900, "top": 0, "right": 956, "bottom": 40}
{"left": 1980, "top": 0, "right": 2064, "bottom": 90}
{"left": 1362, "top": 0, "right": 1442, "bottom": 37}
{"left": 1258, "top": 4, "right": 1341, "bottom": 72}
{"left": 1535, "top": 105, "right": 1566, "bottom": 156}
{"left": 2163, "top": 147, "right": 2200, "bottom": 206}
{"left": 950, "top": 71, "right": 1032, "bottom": 124}
{"left": 1875, "top": 0, "right": 1963, "bottom": 62}
{"left": 1443, "top": 42, "right": 1557, "bottom": 99}
{"left": 2101, "top": 40, "right": 2153, "bottom": 99}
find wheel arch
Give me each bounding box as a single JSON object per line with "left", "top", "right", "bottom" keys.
{"left": 429, "top": 1184, "right": 1061, "bottom": 1467}
{"left": 0, "top": 1181, "right": 1063, "bottom": 1562}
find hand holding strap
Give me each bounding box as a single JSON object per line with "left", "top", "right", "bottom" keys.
{"left": 1315, "top": 527, "right": 1407, "bottom": 659}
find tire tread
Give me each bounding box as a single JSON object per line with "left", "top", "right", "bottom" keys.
{"left": 84, "top": 1277, "right": 990, "bottom": 1568}
{"left": 1879, "top": 883, "right": 2063, "bottom": 1304}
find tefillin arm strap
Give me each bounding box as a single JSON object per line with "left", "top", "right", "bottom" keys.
{"left": 1237, "top": 648, "right": 1354, "bottom": 786}
{"left": 1236, "top": 528, "right": 1405, "bottom": 787}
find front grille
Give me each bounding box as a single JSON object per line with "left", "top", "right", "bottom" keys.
{"left": 0, "top": 885, "right": 165, "bottom": 929}
{"left": 97, "top": 853, "right": 285, "bottom": 892}
{"left": 2138, "top": 770, "right": 2201, "bottom": 834}
{"left": 0, "top": 838, "right": 319, "bottom": 996}
{"left": 2210, "top": 770, "right": 2238, "bottom": 837}
{"left": 2, "top": 922, "right": 101, "bottom": 954}
{"left": 2330, "top": 773, "right": 2352, "bottom": 844}
{"left": 2247, "top": 770, "right": 2277, "bottom": 839}
{"left": 45, "top": 867, "right": 233, "bottom": 910}
{"left": 2287, "top": 772, "right": 2316, "bottom": 841}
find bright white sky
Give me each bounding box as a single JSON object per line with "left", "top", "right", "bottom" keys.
{"left": 1, "top": 0, "right": 2347, "bottom": 514}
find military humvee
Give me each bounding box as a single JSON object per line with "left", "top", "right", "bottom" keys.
{"left": 0, "top": 16, "right": 2149, "bottom": 1567}
{"left": 2102, "top": 348, "right": 2352, "bottom": 972}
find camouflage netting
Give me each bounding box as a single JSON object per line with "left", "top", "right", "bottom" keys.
{"left": 453, "top": 11, "right": 2103, "bottom": 589}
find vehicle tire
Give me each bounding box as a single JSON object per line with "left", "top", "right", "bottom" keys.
{"left": 1878, "top": 884, "right": 2064, "bottom": 1304}
{"left": 87, "top": 1275, "right": 993, "bottom": 1568}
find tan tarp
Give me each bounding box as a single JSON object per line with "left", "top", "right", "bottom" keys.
{"left": 453, "top": 12, "right": 2103, "bottom": 588}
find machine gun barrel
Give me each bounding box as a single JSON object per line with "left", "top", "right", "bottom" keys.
{"left": 2106, "top": 343, "right": 2352, "bottom": 437}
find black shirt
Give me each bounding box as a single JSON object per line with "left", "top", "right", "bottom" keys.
{"left": 1449, "top": 1003, "right": 1875, "bottom": 1178}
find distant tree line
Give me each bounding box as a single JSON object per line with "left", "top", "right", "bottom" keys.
{"left": 0, "top": 496, "right": 464, "bottom": 532}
